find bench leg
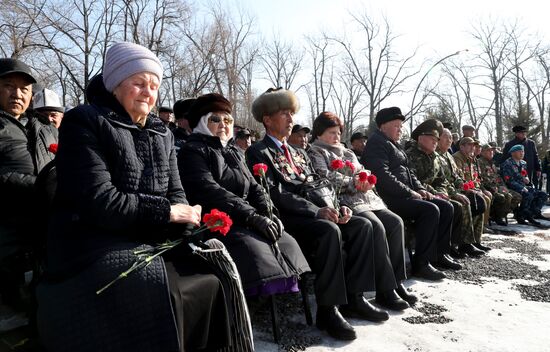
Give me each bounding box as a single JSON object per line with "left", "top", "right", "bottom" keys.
{"left": 269, "top": 295, "right": 280, "bottom": 343}
{"left": 299, "top": 277, "right": 313, "bottom": 326}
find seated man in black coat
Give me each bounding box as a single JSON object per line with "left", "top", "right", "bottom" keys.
{"left": 0, "top": 58, "right": 58, "bottom": 308}
{"left": 361, "top": 107, "right": 458, "bottom": 281}
{"left": 246, "top": 88, "right": 399, "bottom": 341}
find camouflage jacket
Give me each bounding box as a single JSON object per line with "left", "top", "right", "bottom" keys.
{"left": 406, "top": 143, "right": 450, "bottom": 195}
{"left": 453, "top": 151, "right": 481, "bottom": 189}
{"left": 500, "top": 157, "right": 529, "bottom": 193}
{"left": 436, "top": 148, "right": 465, "bottom": 196}
{"left": 477, "top": 157, "right": 507, "bottom": 192}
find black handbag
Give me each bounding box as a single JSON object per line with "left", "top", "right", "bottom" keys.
{"left": 298, "top": 173, "right": 336, "bottom": 208}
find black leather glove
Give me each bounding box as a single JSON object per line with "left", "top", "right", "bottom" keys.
{"left": 271, "top": 215, "right": 284, "bottom": 239}
{"left": 246, "top": 214, "right": 279, "bottom": 243}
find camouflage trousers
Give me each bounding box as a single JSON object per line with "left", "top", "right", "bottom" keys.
{"left": 490, "top": 189, "right": 522, "bottom": 220}
{"left": 480, "top": 193, "right": 492, "bottom": 226}
{"left": 450, "top": 197, "right": 481, "bottom": 245}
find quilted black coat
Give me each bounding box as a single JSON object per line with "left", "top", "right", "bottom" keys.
{"left": 37, "top": 79, "right": 186, "bottom": 352}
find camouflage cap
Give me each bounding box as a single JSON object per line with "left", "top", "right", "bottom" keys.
{"left": 481, "top": 143, "right": 497, "bottom": 151}
{"left": 459, "top": 136, "right": 476, "bottom": 146}
{"left": 411, "top": 119, "right": 443, "bottom": 141}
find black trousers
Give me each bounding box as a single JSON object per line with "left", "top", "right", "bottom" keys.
{"left": 355, "top": 208, "right": 406, "bottom": 284}
{"left": 386, "top": 197, "right": 453, "bottom": 267}
{"left": 281, "top": 215, "right": 376, "bottom": 306}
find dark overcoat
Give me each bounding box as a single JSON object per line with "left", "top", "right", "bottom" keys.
{"left": 178, "top": 133, "right": 309, "bottom": 289}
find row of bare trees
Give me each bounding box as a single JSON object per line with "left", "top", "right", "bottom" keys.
{"left": 2, "top": 1, "right": 550, "bottom": 149}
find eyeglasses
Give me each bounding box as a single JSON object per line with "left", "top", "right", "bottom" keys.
{"left": 208, "top": 115, "right": 234, "bottom": 125}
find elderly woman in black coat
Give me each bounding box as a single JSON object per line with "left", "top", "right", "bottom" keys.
{"left": 178, "top": 93, "right": 309, "bottom": 296}
{"left": 36, "top": 42, "right": 232, "bottom": 352}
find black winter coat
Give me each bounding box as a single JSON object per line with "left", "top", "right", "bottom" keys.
{"left": 245, "top": 135, "right": 324, "bottom": 218}
{"left": 361, "top": 129, "right": 425, "bottom": 204}
{"left": 0, "top": 109, "right": 57, "bottom": 257}
{"left": 178, "top": 134, "right": 309, "bottom": 289}
{"left": 37, "top": 80, "right": 186, "bottom": 352}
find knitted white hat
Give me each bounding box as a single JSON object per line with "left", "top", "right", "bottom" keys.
{"left": 102, "top": 42, "right": 163, "bottom": 92}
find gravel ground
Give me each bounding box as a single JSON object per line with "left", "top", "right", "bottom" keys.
{"left": 252, "top": 231, "right": 550, "bottom": 351}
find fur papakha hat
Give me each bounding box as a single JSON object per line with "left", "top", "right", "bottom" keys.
{"left": 251, "top": 88, "right": 300, "bottom": 122}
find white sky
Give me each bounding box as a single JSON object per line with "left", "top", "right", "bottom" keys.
{"left": 227, "top": 0, "right": 550, "bottom": 133}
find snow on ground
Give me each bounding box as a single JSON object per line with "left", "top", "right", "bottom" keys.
{"left": 254, "top": 207, "right": 550, "bottom": 352}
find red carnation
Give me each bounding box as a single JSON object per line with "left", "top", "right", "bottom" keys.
{"left": 468, "top": 180, "right": 475, "bottom": 189}
{"left": 504, "top": 175, "right": 510, "bottom": 181}
{"left": 367, "top": 174, "right": 377, "bottom": 185}
{"left": 462, "top": 182, "right": 471, "bottom": 191}
{"left": 253, "top": 163, "right": 268, "bottom": 176}
{"left": 345, "top": 160, "right": 355, "bottom": 173}
{"left": 48, "top": 143, "right": 58, "bottom": 154}
{"left": 473, "top": 172, "right": 479, "bottom": 179}
{"left": 358, "top": 171, "right": 369, "bottom": 182}
{"left": 203, "top": 209, "right": 233, "bottom": 236}
{"left": 521, "top": 169, "right": 528, "bottom": 177}
{"left": 331, "top": 159, "right": 344, "bottom": 170}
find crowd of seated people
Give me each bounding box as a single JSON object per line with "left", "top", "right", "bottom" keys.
{"left": 1, "top": 42, "right": 549, "bottom": 351}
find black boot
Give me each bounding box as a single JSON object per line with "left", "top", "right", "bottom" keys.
{"left": 449, "top": 245, "right": 467, "bottom": 259}
{"left": 495, "top": 218, "right": 507, "bottom": 226}
{"left": 435, "top": 254, "right": 462, "bottom": 270}
{"left": 316, "top": 305, "right": 357, "bottom": 340}
{"left": 473, "top": 242, "right": 491, "bottom": 251}
{"left": 459, "top": 243, "right": 485, "bottom": 257}
{"left": 375, "top": 289, "right": 409, "bottom": 311}
{"left": 395, "top": 283, "right": 418, "bottom": 305}
{"left": 340, "top": 293, "right": 389, "bottom": 322}
{"left": 412, "top": 262, "right": 446, "bottom": 281}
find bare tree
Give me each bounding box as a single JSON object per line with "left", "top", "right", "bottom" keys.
{"left": 330, "top": 12, "right": 419, "bottom": 125}
{"left": 260, "top": 34, "right": 304, "bottom": 90}
{"left": 470, "top": 20, "right": 516, "bottom": 145}
{"left": 304, "top": 35, "right": 334, "bottom": 122}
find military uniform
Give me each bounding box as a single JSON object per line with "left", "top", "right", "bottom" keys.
{"left": 453, "top": 149, "right": 492, "bottom": 223}
{"left": 407, "top": 141, "right": 464, "bottom": 250}
{"left": 452, "top": 148, "right": 488, "bottom": 243}
{"left": 500, "top": 156, "right": 548, "bottom": 221}
{"left": 478, "top": 152, "right": 522, "bottom": 223}
{"left": 436, "top": 149, "right": 479, "bottom": 246}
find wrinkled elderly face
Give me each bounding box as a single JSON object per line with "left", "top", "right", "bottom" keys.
{"left": 264, "top": 109, "right": 294, "bottom": 141}
{"left": 206, "top": 111, "right": 233, "bottom": 142}
{"left": 0, "top": 73, "right": 33, "bottom": 119}
{"left": 288, "top": 130, "right": 309, "bottom": 149}
{"left": 481, "top": 149, "right": 494, "bottom": 160}
{"left": 460, "top": 142, "right": 474, "bottom": 156}
{"left": 318, "top": 126, "right": 341, "bottom": 146}
{"left": 113, "top": 72, "right": 159, "bottom": 123}
{"left": 438, "top": 129, "right": 453, "bottom": 150}
{"left": 418, "top": 134, "right": 439, "bottom": 154}
{"left": 380, "top": 119, "right": 403, "bottom": 142}
{"left": 351, "top": 138, "right": 366, "bottom": 153}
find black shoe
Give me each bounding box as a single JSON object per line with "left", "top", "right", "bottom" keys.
{"left": 449, "top": 246, "right": 467, "bottom": 259}
{"left": 533, "top": 213, "right": 548, "bottom": 220}
{"left": 526, "top": 217, "right": 543, "bottom": 227}
{"left": 340, "top": 294, "right": 389, "bottom": 322}
{"left": 435, "top": 255, "right": 462, "bottom": 270}
{"left": 395, "top": 283, "right": 418, "bottom": 305}
{"left": 495, "top": 218, "right": 507, "bottom": 226}
{"left": 375, "top": 289, "right": 410, "bottom": 311}
{"left": 316, "top": 305, "right": 357, "bottom": 340}
{"left": 412, "top": 263, "right": 446, "bottom": 281}
{"left": 516, "top": 217, "right": 528, "bottom": 225}
{"left": 473, "top": 242, "right": 491, "bottom": 251}
{"left": 459, "top": 243, "right": 485, "bottom": 257}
